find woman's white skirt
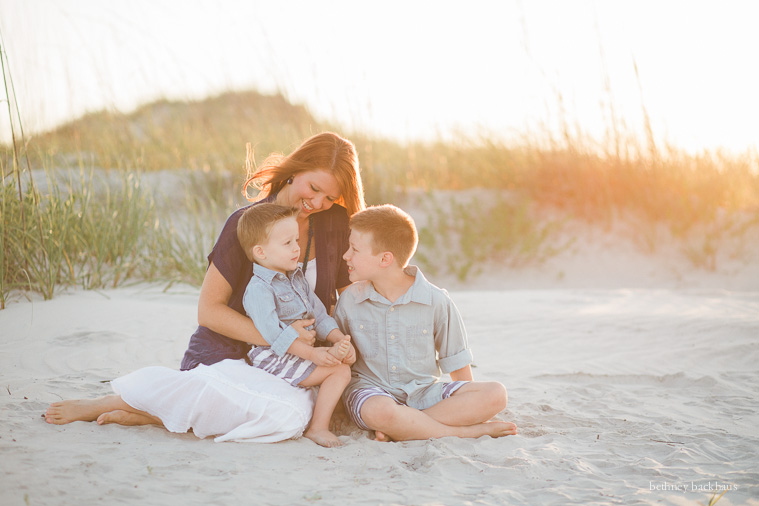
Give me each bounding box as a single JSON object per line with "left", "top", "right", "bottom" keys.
{"left": 111, "top": 359, "right": 316, "bottom": 443}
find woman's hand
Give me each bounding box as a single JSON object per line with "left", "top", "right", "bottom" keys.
{"left": 291, "top": 319, "right": 316, "bottom": 346}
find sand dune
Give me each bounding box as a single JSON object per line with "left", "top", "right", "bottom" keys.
{"left": 1, "top": 277, "right": 757, "bottom": 505}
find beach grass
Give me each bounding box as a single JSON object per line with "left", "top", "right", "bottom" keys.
{"left": 0, "top": 158, "right": 223, "bottom": 307}
{"left": 2, "top": 90, "right": 758, "bottom": 306}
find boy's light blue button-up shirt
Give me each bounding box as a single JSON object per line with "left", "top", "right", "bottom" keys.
{"left": 334, "top": 266, "right": 473, "bottom": 410}
{"left": 242, "top": 263, "right": 339, "bottom": 357}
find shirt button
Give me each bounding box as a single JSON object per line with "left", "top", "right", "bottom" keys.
{"left": 359, "top": 325, "right": 364, "bottom": 329}
{"left": 390, "top": 307, "right": 395, "bottom": 312}
{"left": 390, "top": 335, "right": 395, "bottom": 340}
{"left": 392, "top": 366, "right": 397, "bottom": 371}
{"left": 422, "top": 329, "right": 428, "bottom": 334}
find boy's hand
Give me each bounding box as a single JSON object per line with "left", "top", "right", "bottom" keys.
{"left": 308, "top": 347, "right": 341, "bottom": 367}
{"left": 291, "top": 319, "right": 316, "bottom": 346}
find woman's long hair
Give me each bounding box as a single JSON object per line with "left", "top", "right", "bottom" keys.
{"left": 243, "top": 132, "right": 366, "bottom": 216}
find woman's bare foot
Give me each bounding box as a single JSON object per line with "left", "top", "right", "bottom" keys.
{"left": 328, "top": 339, "right": 351, "bottom": 361}
{"left": 304, "top": 428, "right": 343, "bottom": 448}
{"left": 45, "top": 396, "right": 121, "bottom": 425}
{"left": 97, "top": 410, "right": 162, "bottom": 427}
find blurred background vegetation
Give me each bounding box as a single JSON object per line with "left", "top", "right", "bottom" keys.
{"left": 2, "top": 90, "right": 758, "bottom": 308}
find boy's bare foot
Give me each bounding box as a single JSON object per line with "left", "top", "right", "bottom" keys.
{"left": 304, "top": 428, "right": 343, "bottom": 448}
{"left": 470, "top": 421, "right": 518, "bottom": 438}
{"left": 328, "top": 339, "right": 351, "bottom": 361}
{"left": 45, "top": 398, "right": 114, "bottom": 425}
{"left": 372, "top": 421, "right": 517, "bottom": 442}
{"left": 97, "top": 410, "right": 161, "bottom": 427}
{"left": 374, "top": 430, "right": 393, "bottom": 442}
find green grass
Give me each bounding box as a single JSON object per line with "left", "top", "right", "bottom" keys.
{"left": 2, "top": 90, "right": 758, "bottom": 306}
{"left": 0, "top": 160, "right": 224, "bottom": 308}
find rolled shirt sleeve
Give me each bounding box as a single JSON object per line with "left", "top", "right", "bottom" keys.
{"left": 434, "top": 290, "right": 474, "bottom": 374}
{"left": 269, "top": 326, "right": 300, "bottom": 357}
{"left": 438, "top": 348, "right": 474, "bottom": 374}
{"left": 314, "top": 318, "right": 339, "bottom": 342}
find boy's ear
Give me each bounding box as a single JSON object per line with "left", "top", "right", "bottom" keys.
{"left": 252, "top": 244, "right": 265, "bottom": 260}
{"left": 379, "top": 251, "right": 394, "bottom": 267}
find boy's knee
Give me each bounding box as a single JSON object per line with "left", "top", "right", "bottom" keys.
{"left": 360, "top": 397, "right": 399, "bottom": 429}
{"left": 336, "top": 363, "right": 352, "bottom": 382}
{"left": 485, "top": 382, "right": 508, "bottom": 411}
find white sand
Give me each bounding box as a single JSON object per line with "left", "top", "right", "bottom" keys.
{"left": 1, "top": 239, "right": 758, "bottom": 505}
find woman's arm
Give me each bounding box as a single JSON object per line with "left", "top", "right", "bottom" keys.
{"left": 196, "top": 262, "right": 269, "bottom": 346}
{"left": 199, "top": 263, "right": 316, "bottom": 347}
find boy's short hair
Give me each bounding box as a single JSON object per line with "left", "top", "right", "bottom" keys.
{"left": 349, "top": 204, "right": 418, "bottom": 267}
{"left": 237, "top": 203, "right": 299, "bottom": 261}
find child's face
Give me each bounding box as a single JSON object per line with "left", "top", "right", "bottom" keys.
{"left": 343, "top": 229, "right": 383, "bottom": 282}
{"left": 255, "top": 217, "right": 300, "bottom": 273}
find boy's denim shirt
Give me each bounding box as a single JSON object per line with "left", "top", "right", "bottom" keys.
{"left": 242, "top": 263, "right": 339, "bottom": 357}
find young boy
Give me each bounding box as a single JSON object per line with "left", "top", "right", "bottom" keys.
{"left": 334, "top": 204, "right": 518, "bottom": 442}
{"left": 237, "top": 203, "right": 354, "bottom": 448}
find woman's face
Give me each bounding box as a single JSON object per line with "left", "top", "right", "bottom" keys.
{"left": 281, "top": 169, "right": 341, "bottom": 218}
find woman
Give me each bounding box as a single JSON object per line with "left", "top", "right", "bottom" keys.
{"left": 182, "top": 131, "right": 364, "bottom": 369}
{"left": 45, "top": 132, "right": 366, "bottom": 443}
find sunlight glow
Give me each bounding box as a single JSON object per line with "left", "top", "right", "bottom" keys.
{"left": 1, "top": 0, "right": 757, "bottom": 154}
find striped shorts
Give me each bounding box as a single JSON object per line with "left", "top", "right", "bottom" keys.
{"left": 344, "top": 382, "right": 468, "bottom": 431}
{"left": 246, "top": 347, "right": 316, "bottom": 387}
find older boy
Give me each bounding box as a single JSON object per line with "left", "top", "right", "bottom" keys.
{"left": 334, "top": 205, "right": 517, "bottom": 442}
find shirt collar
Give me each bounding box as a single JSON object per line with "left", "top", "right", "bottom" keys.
{"left": 354, "top": 265, "right": 432, "bottom": 306}
{"left": 253, "top": 263, "right": 300, "bottom": 284}
{"left": 401, "top": 265, "right": 433, "bottom": 305}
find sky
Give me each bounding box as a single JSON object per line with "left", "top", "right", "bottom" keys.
{"left": 1, "top": 0, "right": 758, "bottom": 155}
